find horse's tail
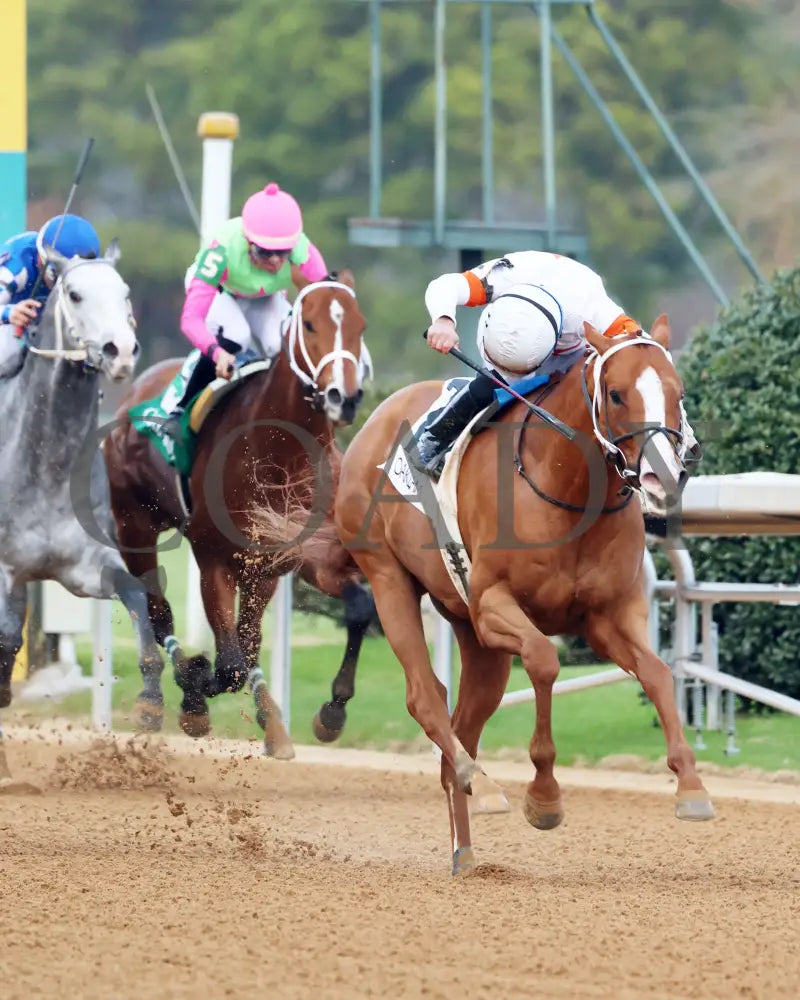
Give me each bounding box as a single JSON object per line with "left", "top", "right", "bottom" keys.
{"left": 247, "top": 460, "right": 355, "bottom": 576}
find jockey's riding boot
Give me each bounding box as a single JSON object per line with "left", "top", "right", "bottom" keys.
{"left": 409, "top": 371, "right": 497, "bottom": 481}
{"left": 161, "top": 353, "right": 217, "bottom": 445}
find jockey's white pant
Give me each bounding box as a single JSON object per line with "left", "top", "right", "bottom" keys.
{"left": 0, "top": 323, "right": 24, "bottom": 377}
{"left": 185, "top": 267, "right": 290, "bottom": 359}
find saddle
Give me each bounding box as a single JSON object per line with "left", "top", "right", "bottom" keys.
{"left": 128, "top": 349, "right": 274, "bottom": 480}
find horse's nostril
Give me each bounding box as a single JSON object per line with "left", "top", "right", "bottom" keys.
{"left": 102, "top": 341, "right": 119, "bottom": 358}
{"left": 326, "top": 386, "right": 342, "bottom": 405}
{"left": 133, "top": 340, "right": 140, "bottom": 357}
{"left": 354, "top": 388, "right": 364, "bottom": 405}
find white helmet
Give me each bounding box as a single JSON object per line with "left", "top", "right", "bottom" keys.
{"left": 478, "top": 283, "right": 563, "bottom": 377}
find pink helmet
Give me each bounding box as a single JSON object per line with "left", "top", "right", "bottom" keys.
{"left": 241, "top": 182, "right": 303, "bottom": 250}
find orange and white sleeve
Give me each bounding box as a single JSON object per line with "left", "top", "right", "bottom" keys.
{"left": 424, "top": 264, "right": 493, "bottom": 324}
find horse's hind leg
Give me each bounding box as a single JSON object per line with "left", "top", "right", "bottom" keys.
{"left": 474, "top": 581, "right": 564, "bottom": 831}
{"left": 0, "top": 583, "right": 42, "bottom": 794}
{"left": 442, "top": 615, "right": 513, "bottom": 875}
{"left": 299, "top": 558, "right": 375, "bottom": 743}
{"left": 236, "top": 574, "right": 294, "bottom": 760}
{"left": 365, "top": 559, "right": 483, "bottom": 789}
{"left": 586, "top": 605, "right": 714, "bottom": 821}
{"left": 0, "top": 583, "right": 25, "bottom": 711}
{"left": 111, "top": 520, "right": 172, "bottom": 731}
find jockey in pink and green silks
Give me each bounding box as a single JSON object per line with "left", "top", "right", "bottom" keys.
{"left": 167, "top": 182, "right": 328, "bottom": 419}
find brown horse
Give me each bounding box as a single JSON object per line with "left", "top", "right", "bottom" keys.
{"left": 334, "top": 316, "right": 714, "bottom": 875}
{"left": 102, "top": 273, "right": 375, "bottom": 757}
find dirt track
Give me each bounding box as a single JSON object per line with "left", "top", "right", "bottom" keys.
{"left": 2, "top": 733, "right": 799, "bottom": 1000}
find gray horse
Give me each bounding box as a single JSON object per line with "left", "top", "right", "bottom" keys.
{"left": 0, "top": 245, "right": 171, "bottom": 786}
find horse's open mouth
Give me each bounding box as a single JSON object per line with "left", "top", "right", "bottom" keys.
{"left": 640, "top": 470, "right": 686, "bottom": 519}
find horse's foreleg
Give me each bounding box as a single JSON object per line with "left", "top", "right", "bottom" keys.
{"left": 473, "top": 581, "right": 564, "bottom": 831}
{"left": 236, "top": 575, "right": 293, "bottom": 759}
{"left": 300, "top": 558, "right": 375, "bottom": 743}
{"left": 103, "top": 524, "right": 173, "bottom": 732}
{"left": 586, "top": 606, "right": 714, "bottom": 821}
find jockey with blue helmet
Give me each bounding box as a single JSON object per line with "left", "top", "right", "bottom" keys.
{"left": 0, "top": 214, "right": 101, "bottom": 376}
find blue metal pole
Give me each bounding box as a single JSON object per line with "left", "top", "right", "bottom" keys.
{"left": 369, "top": 0, "right": 382, "bottom": 219}
{"left": 0, "top": 0, "right": 26, "bottom": 241}
{"left": 481, "top": 2, "right": 494, "bottom": 223}
{"left": 588, "top": 6, "right": 763, "bottom": 283}
{"left": 537, "top": 1, "right": 557, "bottom": 246}
{"left": 552, "top": 25, "right": 730, "bottom": 307}
{"left": 434, "top": 0, "right": 447, "bottom": 244}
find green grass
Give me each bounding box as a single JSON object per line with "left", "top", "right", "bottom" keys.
{"left": 9, "top": 539, "right": 800, "bottom": 772}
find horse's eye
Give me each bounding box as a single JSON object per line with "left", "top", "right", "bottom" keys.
{"left": 69, "top": 289, "right": 82, "bottom": 304}
{"left": 304, "top": 320, "right": 313, "bottom": 332}
{"left": 609, "top": 389, "right": 623, "bottom": 405}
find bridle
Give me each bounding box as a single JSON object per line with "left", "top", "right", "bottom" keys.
{"left": 514, "top": 337, "right": 686, "bottom": 514}
{"left": 582, "top": 336, "right": 686, "bottom": 490}
{"left": 26, "top": 258, "right": 136, "bottom": 372}
{"left": 284, "top": 279, "right": 372, "bottom": 409}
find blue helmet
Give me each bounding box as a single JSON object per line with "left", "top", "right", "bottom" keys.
{"left": 36, "top": 214, "right": 101, "bottom": 261}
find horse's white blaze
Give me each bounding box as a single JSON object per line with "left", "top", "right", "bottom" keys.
{"left": 65, "top": 261, "right": 138, "bottom": 377}
{"left": 329, "top": 297, "right": 345, "bottom": 394}
{"left": 635, "top": 366, "right": 681, "bottom": 497}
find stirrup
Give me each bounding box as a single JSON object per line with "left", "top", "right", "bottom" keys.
{"left": 408, "top": 430, "right": 447, "bottom": 480}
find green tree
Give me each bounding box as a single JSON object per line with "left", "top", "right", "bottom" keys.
{"left": 26, "top": 0, "right": 779, "bottom": 380}
{"left": 677, "top": 266, "right": 800, "bottom": 702}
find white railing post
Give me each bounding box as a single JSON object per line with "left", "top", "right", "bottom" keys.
{"left": 433, "top": 614, "right": 453, "bottom": 713}
{"left": 270, "top": 574, "right": 293, "bottom": 730}
{"left": 91, "top": 600, "right": 113, "bottom": 732}
{"left": 185, "top": 110, "right": 240, "bottom": 649}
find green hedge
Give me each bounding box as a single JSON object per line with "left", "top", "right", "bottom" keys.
{"left": 677, "top": 266, "right": 800, "bottom": 704}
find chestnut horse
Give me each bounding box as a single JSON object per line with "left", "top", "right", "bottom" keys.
{"left": 103, "top": 274, "right": 375, "bottom": 758}
{"left": 335, "top": 317, "right": 714, "bottom": 875}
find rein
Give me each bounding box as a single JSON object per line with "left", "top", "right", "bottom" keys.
{"left": 512, "top": 337, "right": 685, "bottom": 515}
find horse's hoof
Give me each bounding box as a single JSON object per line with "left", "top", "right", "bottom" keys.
{"left": 0, "top": 683, "right": 11, "bottom": 709}
{"left": 264, "top": 734, "right": 296, "bottom": 761}
{"left": 179, "top": 711, "right": 211, "bottom": 739}
{"left": 675, "top": 789, "right": 715, "bottom": 822}
{"left": 451, "top": 846, "right": 477, "bottom": 876}
{"left": 312, "top": 713, "right": 341, "bottom": 744}
{"left": 523, "top": 791, "right": 564, "bottom": 831}
{"left": 470, "top": 769, "right": 510, "bottom": 815}
{"left": 133, "top": 699, "right": 164, "bottom": 733}
{"left": 312, "top": 701, "right": 346, "bottom": 744}
{"left": 0, "top": 776, "right": 42, "bottom": 796}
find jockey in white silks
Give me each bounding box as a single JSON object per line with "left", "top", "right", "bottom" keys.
{"left": 411, "top": 250, "right": 698, "bottom": 478}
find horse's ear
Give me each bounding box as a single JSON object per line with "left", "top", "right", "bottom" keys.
{"left": 583, "top": 321, "right": 612, "bottom": 355}
{"left": 291, "top": 263, "right": 311, "bottom": 290}
{"left": 104, "top": 237, "right": 121, "bottom": 267}
{"left": 649, "top": 313, "right": 671, "bottom": 350}
{"left": 337, "top": 267, "right": 356, "bottom": 291}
